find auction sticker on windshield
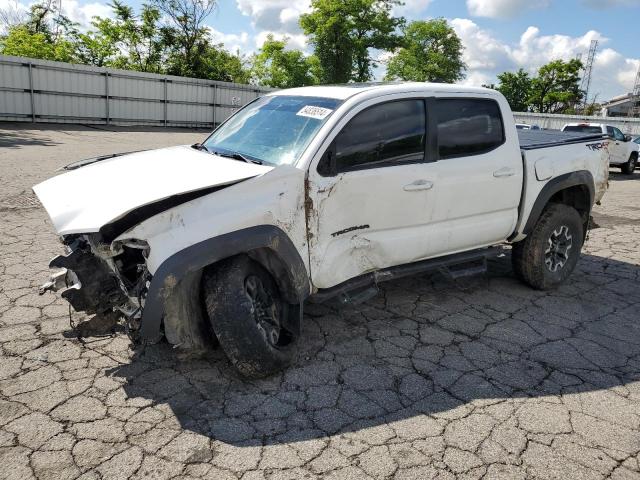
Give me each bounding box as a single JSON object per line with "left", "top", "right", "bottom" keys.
{"left": 297, "top": 105, "right": 333, "bottom": 120}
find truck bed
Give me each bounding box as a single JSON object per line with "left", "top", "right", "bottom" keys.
{"left": 518, "top": 130, "right": 605, "bottom": 150}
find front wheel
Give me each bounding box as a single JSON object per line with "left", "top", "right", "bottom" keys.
{"left": 621, "top": 154, "right": 637, "bottom": 175}
{"left": 202, "top": 255, "right": 300, "bottom": 378}
{"left": 511, "top": 204, "right": 584, "bottom": 290}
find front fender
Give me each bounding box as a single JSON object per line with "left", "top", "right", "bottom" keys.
{"left": 139, "top": 225, "right": 310, "bottom": 342}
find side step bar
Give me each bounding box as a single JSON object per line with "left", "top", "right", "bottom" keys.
{"left": 310, "top": 247, "right": 499, "bottom": 305}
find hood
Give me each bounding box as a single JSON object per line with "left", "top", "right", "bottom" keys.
{"left": 33, "top": 145, "right": 272, "bottom": 236}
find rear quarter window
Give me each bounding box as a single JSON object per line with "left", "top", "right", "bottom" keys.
{"left": 435, "top": 99, "right": 505, "bottom": 159}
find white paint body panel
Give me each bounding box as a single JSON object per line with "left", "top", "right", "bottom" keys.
{"left": 34, "top": 83, "right": 610, "bottom": 295}
{"left": 33, "top": 146, "right": 271, "bottom": 234}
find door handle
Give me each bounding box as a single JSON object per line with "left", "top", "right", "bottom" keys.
{"left": 493, "top": 167, "right": 515, "bottom": 178}
{"left": 403, "top": 179, "right": 434, "bottom": 191}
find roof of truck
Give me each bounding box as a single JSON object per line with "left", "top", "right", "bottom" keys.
{"left": 266, "top": 82, "right": 495, "bottom": 100}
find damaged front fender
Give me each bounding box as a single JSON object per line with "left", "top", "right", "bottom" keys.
{"left": 139, "top": 225, "right": 310, "bottom": 343}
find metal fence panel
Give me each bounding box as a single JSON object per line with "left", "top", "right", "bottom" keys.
{"left": 0, "top": 55, "right": 273, "bottom": 127}
{"left": 514, "top": 112, "right": 640, "bottom": 136}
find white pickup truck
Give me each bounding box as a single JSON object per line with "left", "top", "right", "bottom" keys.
{"left": 562, "top": 122, "right": 639, "bottom": 174}
{"left": 34, "top": 83, "right": 609, "bottom": 377}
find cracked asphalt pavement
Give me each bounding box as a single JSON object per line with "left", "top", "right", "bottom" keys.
{"left": 1, "top": 123, "right": 639, "bottom": 480}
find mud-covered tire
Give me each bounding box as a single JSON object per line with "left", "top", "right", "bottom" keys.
{"left": 512, "top": 204, "right": 584, "bottom": 290}
{"left": 621, "top": 153, "right": 637, "bottom": 175}
{"left": 202, "top": 255, "right": 299, "bottom": 378}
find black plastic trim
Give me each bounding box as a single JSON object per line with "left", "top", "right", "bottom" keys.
{"left": 311, "top": 247, "right": 497, "bottom": 303}
{"left": 99, "top": 184, "right": 231, "bottom": 243}
{"left": 139, "top": 225, "right": 310, "bottom": 341}
{"left": 521, "top": 170, "right": 595, "bottom": 235}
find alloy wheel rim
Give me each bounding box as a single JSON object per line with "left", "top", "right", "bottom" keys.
{"left": 245, "top": 275, "right": 281, "bottom": 347}
{"left": 544, "top": 225, "right": 573, "bottom": 272}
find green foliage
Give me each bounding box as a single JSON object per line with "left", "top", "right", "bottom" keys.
{"left": 251, "top": 35, "right": 321, "bottom": 88}
{"left": 84, "top": 1, "right": 167, "bottom": 72}
{"left": 0, "top": 25, "right": 75, "bottom": 61}
{"left": 527, "top": 59, "right": 583, "bottom": 114}
{"left": 493, "top": 60, "right": 584, "bottom": 114}
{"left": 199, "top": 45, "right": 251, "bottom": 83}
{"left": 495, "top": 68, "right": 532, "bottom": 112}
{"left": 300, "top": 0, "right": 404, "bottom": 83}
{"left": 151, "top": 0, "right": 216, "bottom": 77}
{"left": 385, "top": 19, "right": 465, "bottom": 83}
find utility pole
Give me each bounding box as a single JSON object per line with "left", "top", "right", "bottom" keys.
{"left": 579, "top": 40, "right": 598, "bottom": 113}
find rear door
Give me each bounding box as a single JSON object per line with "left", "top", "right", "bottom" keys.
{"left": 423, "top": 97, "right": 523, "bottom": 256}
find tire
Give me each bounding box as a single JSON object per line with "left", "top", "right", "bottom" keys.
{"left": 202, "top": 255, "right": 299, "bottom": 378}
{"left": 621, "top": 154, "right": 637, "bottom": 175}
{"left": 511, "top": 203, "right": 584, "bottom": 290}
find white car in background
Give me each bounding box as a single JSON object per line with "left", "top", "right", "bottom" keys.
{"left": 562, "top": 123, "right": 639, "bottom": 174}
{"left": 516, "top": 123, "right": 541, "bottom": 130}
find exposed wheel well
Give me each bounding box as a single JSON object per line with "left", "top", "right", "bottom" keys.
{"left": 547, "top": 185, "right": 592, "bottom": 240}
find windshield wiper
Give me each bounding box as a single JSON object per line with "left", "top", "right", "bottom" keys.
{"left": 213, "top": 150, "right": 263, "bottom": 165}
{"left": 191, "top": 143, "right": 210, "bottom": 152}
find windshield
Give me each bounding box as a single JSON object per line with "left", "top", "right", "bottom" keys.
{"left": 563, "top": 125, "right": 602, "bottom": 134}
{"left": 203, "top": 95, "right": 342, "bottom": 166}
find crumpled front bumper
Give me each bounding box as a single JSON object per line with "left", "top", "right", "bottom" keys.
{"left": 39, "top": 238, "right": 129, "bottom": 316}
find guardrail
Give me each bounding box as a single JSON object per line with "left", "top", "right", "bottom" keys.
{"left": 0, "top": 55, "right": 273, "bottom": 127}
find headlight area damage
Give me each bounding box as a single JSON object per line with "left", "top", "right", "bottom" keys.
{"left": 39, "top": 234, "right": 151, "bottom": 339}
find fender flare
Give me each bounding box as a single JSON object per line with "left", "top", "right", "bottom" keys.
{"left": 521, "top": 170, "right": 595, "bottom": 236}
{"left": 139, "top": 225, "right": 310, "bottom": 341}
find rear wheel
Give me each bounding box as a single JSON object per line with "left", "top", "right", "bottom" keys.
{"left": 621, "top": 154, "right": 637, "bottom": 175}
{"left": 512, "top": 204, "right": 584, "bottom": 290}
{"left": 202, "top": 255, "right": 299, "bottom": 378}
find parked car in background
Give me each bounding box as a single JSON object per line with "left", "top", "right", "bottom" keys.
{"left": 562, "top": 123, "right": 639, "bottom": 174}
{"left": 516, "top": 123, "right": 541, "bottom": 130}
{"left": 35, "top": 83, "right": 610, "bottom": 377}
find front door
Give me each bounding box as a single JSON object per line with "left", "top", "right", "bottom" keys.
{"left": 607, "top": 126, "right": 626, "bottom": 164}
{"left": 306, "top": 98, "right": 437, "bottom": 289}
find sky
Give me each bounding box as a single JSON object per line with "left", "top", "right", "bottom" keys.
{"left": 4, "top": 0, "right": 640, "bottom": 101}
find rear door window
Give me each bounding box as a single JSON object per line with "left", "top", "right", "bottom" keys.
{"left": 434, "top": 99, "right": 504, "bottom": 159}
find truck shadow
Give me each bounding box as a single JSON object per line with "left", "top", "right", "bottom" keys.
{"left": 609, "top": 170, "right": 640, "bottom": 182}
{"left": 107, "top": 252, "right": 640, "bottom": 446}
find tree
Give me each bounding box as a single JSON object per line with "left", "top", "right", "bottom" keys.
{"left": 84, "top": 1, "right": 168, "bottom": 72}
{"left": 251, "top": 35, "right": 321, "bottom": 88}
{"left": 0, "top": 25, "right": 75, "bottom": 61}
{"left": 495, "top": 68, "right": 531, "bottom": 112}
{"left": 0, "top": 1, "right": 76, "bottom": 62}
{"left": 300, "top": 0, "right": 404, "bottom": 84}
{"left": 151, "top": 0, "right": 216, "bottom": 77}
{"left": 528, "top": 59, "right": 583, "bottom": 114}
{"left": 199, "top": 45, "right": 251, "bottom": 83}
{"left": 0, "top": 0, "right": 26, "bottom": 32}
{"left": 384, "top": 19, "right": 465, "bottom": 83}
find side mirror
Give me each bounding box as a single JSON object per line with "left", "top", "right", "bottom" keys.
{"left": 624, "top": 134, "right": 632, "bottom": 142}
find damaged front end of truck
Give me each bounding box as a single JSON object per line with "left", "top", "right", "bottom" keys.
{"left": 33, "top": 145, "right": 274, "bottom": 345}
{"left": 39, "top": 233, "right": 152, "bottom": 340}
